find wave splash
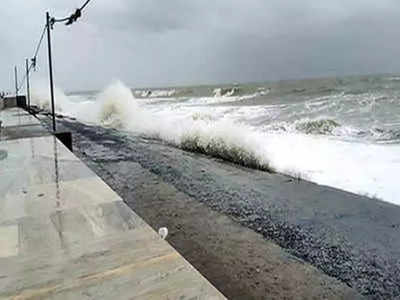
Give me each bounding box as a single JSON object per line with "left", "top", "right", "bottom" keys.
{"left": 179, "top": 121, "right": 273, "bottom": 171}
{"left": 295, "top": 119, "right": 341, "bottom": 135}
{"left": 31, "top": 80, "right": 400, "bottom": 204}
{"left": 213, "top": 87, "right": 239, "bottom": 97}
{"left": 268, "top": 118, "right": 400, "bottom": 143}
{"left": 135, "top": 89, "right": 176, "bottom": 98}
{"left": 98, "top": 81, "right": 142, "bottom": 128}
{"left": 31, "top": 81, "right": 272, "bottom": 172}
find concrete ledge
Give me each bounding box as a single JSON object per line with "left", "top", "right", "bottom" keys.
{"left": 0, "top": 107, "right": 48, "bottom": 141}
{"left": 0, "top": 124, "right": 51, "bottom": 141}
{"left": 55, "top": 131, "right": 73, "bottom": 151}
{"left": 2, "top": 97, "right": 16, "bottom": 108}
{"left": 1, "top": 96, "right": 26, "bottom": 109}
{"left": 0, "top": 108, "right": 226, "bottom": 299}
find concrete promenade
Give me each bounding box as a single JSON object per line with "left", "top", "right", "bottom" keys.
{"left": 0, "top": 106, "right": 226, "bottom": 299}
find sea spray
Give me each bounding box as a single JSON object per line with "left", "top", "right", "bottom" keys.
{"left": 71, "top": 81, "right": 273, "bottom": 171}
{"left": 31, "top": 80, "right": 71, "bottom": 112}
{"left": 31, "top": 80, "right": 98, "bottom": 122}
{"left": 179, "top": 120, "right": 273, "bottom": 171}
{"left": 30, "top": 79, "right": 400, "bottom": 204}
{"left": 98, "top": 81, "right": 141, "bottom": 129}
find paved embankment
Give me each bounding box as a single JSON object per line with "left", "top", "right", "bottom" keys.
{"left": 0, "top": 107, "right": 226, "bottom": 299}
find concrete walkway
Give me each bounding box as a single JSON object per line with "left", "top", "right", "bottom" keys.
{"left": 0, "top": 107, "right": 225, "bottom": 299}
{"left": 0, "top": 107, "right": 50, "bottom": 141}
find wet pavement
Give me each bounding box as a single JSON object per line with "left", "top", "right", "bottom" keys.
{"left": 0, "top": 108, "right": 226, "bottom": 299}
{"left": 0, "top": 108, "right": 50, "bottom": 141}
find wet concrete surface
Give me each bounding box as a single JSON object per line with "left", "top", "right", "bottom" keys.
{"left": 0, "top": 108, "right": 226, "bottom": 300}
{"left": 44, "top": 117, "right": 400, "bottom": 299}
{"left": 0, "top": 108, "right": 50, "bottom": 141}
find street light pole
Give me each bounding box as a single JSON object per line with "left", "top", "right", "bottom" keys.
{"left": 26, "top": 58, "right": 31, "bottom": 109}
{"left": 46, "top": 11, "right": 56, "bottom": 132}
{"left": 14, "top": 66, "right": 18, "bottom": 99}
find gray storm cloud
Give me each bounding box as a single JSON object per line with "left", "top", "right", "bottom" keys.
{"left": 1, "top": 0, "right": 400, "bottom": 92}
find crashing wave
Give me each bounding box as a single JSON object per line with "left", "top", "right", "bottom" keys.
{"left": 266, "top": 118, "right": 342, "bottom": 136}
{"left": 266, "top": 117, "right": 400, "bottom": 144}
{"left": 30, "top": 80, "right": 400, "bottom": 204}
{"left": 291, "top": 88, "right": 307, "bottom": 93}
{"left": 368, "top": 128, "right": 400, "bottom": 143}
{"left": 98, "top": 82, "right": 141, "bottom": 128}
{"left": 31, "top": 81, "right": 71, "bottom": 112}
{"left": 191, "top": 112, "right": 217, "bottom": 122}
{"left": 295, "top": 119, "right": 341, "bottom": 135}
{"left": 180, "top": 129, "right": 273, "bottom": 172}
{"left": 258, "top": 87, "right": 270, "bottom": 96}
{"left": 138, "top": 89, "right": 176, "bottom": 98}
{"left": 213, "top": 87, "right": 240, "bottom": 97}
{"left": 79, "top": 83, "right": 273, "bottom": 171}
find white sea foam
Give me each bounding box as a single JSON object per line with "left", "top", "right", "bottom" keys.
{"left": 139, "top": 89, "right": 176, "bottom": 98}
{"left": 31, "top": 80, "right": 400, "bottom": 205}
{"left": 213, "top": 87, "right": 237, "bottom": 97}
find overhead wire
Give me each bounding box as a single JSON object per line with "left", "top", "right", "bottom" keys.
{"left": 17, "top": 24, "right": 47, "bottom": 91}
{"left": 53, "top": 0, "right": 93, "bottom": 25}
{"left": 17, "top": 63, "right": 35, "bottom": 92}
{"left": 80, "top": 0, "right": 92, "bottom": 11}
{"left": 15, "top": 0, "right": 94, "bottom": 92}
{"left": 32, "top": 24, "right": 47, "bottom": 63}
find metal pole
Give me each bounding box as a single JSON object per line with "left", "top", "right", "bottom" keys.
{"left": 14, "top": 66, "right": 18, "bottom": 99}
{"left": 46, "top": 12, "right": 56, "bottom": 132}
{"left": 26, "top": 58, "right": 31, "bottom": 109}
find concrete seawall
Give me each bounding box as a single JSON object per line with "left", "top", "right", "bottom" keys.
{"left": 0, "top": 105, "right": 226, "bottom": 299}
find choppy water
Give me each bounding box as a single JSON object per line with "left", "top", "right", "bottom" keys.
{"left": 32, "top": 74, "right": 400, "bottom": 204}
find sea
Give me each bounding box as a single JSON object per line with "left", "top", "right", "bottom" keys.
{"left": 31, "top": 74, "right": 400, "bottom": 205}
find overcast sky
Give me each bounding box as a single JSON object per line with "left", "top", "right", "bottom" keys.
{"left": 1, "top": 0, "right": 400, "bottom": 92}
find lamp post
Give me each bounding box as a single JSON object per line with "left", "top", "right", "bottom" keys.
{"left": 46, "top": 11, "right": 56, "bottom": 132}
{"left": 14, "top": 66, "right": 18, "bottom": 99}
{"left": 25, "top": 58, "right": 31, "bottom": 109}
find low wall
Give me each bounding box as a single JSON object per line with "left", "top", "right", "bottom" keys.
{"left": 16, "top": 96, "right": 27, "bottom": 108}
{"left": 3, "top": 97, "right": 17, "bottom": 108}
{"left": 1, "top": 96, "right": 26, "bottom": 109}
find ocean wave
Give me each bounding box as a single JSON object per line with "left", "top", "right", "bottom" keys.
{"left": 318, "top": 87, "right": 339, "bottom": 93}
{"left": 344, "top": 90, "right": 367, "bottom": 96}
{"left": 295, "top": 119, "right": 341, "bottom": 135}
{"left": 31, "top": 81, "right": 99, "bottom": 122}
{"left": 191, "top": 112, "right": 217, "bottom": 122}
{"left": 266, "top": 118, "right": 342, "bottom": 136}
{"left": 291, "top": 88, "right": 307, "bottom": 93}
{"left": 368, "top": 128, "right": 400, "bottom": 143}
{"left": 258, "top": 87, "right": 270, "bottom": 96}
{"left": 31, "top": 80, "right": 400, "bottom": 204}
{"left": 32, "top": 81, "right": 272, "bottom": 171}
{"left": 187, "top": 93, "right": 258, "bottom": 105}
{"left": 213, "top": 87, "right": 240, "bottom": 97}
{"left": 211, "top": 86, "right": 268, "bottom": 99}
{"left": 387, "top": 76, "right": 400, "bottom": 82}
{"left": 136, "top": 89, "right": 176, "bottom": 98}
{"left": 265, "top": 117, "right": 400, "bottom": 143}
{"left": 31, "top": 81, "right": 71, "bottom": 112}
{"left": 98, "top": 82, "right": 143, "bottom": 128}
{"left": 180, "top": 130, "right": 272, "bottom": 171}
